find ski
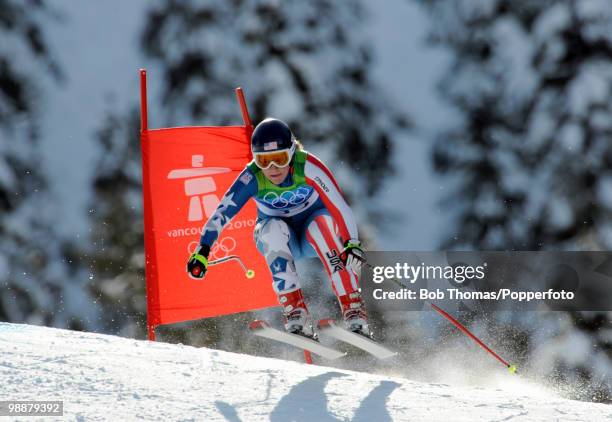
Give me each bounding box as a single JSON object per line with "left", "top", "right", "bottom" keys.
{"left": 317, "top": 319, "right": 397, "bottom": 360}
{"left": 249, "top": 320, "right": 346, "bottom": 360}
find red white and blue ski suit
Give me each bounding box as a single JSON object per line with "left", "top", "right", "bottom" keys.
{"left": 199, "top": 149, "right": 360, "bottom": 303}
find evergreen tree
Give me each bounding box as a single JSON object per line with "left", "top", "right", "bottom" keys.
{"left": 88, "top": 0, "right": 410, "bottom": 346}
{"left": 420, "top": 0, "right": 612, "bottom": 250}
{"left": 418, "top": 0, "right": 612, "bottom": 402}
{"left": 0, "top": 0, "right": 98, "bottom": 329}
{"left": 87, "top": 109, "right": 146, "bottom": 336}
{"left": 140, "top": 0, "right": 408, "bottom": 195}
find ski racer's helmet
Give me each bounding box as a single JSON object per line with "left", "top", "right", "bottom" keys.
{"left": 251, "top": 118, "right": 296, "bottom": 169}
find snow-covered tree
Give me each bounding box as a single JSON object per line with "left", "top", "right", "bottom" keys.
{"left": 140, "top": 0, "right": 409, "bottom": 195}
{"left": 0, "top": 0, "right": 99, "bottom": 329}
{"left": 417, "top": 0, "right": 612, "bottom": 402}
{"left": 420, "top": 0, "right": 612, "bottom": 250}
{"left": 86, "top": 109, "right": 146, "bottom": 336}
{"left": 87, "top": 0, "right": 410, "bottom": 344}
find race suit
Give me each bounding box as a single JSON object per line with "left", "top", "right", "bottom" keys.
{"left": 199, "top": 149, "right": 360, "bottom": 298}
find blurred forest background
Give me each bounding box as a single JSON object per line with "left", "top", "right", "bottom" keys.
{"left": 1, "top": 0, "right": 610, "bottom": 403}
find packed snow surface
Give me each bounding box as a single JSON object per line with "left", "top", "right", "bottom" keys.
{"left": 1, "top": 323, "right": 610, "bottom": 421}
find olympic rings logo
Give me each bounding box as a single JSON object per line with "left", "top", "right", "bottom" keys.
{"left": 187, "top": 236, "right": 236, "bottom": 261}
{"left": 209, "top": 236, "right": 237, "bottom": 260}
{"left": 190, "top": 237, "right": 237, "bottom": 260}
{"left": 262, "top": 187, "right": 311, "bottom": 209}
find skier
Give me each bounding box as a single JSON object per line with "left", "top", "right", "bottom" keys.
{"left": 186, "top": 118, "right": 368, "bottom": 339}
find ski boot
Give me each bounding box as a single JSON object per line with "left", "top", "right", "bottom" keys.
{"left": 279, "top": 289, "right": 317, "bottom": 341}
{"left": 339, "top": 291, "right": 372, "bottom": 339}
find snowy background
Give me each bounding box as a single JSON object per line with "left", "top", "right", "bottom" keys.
{"left": 1, "top": 0, "right": 611, "bottom": 405}
{"left": 41, "top": 0, "right": 449, "bottom": 249}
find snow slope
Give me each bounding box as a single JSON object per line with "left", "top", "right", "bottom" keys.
{"left": 1, "top": 323, "right": 610, "bottom": 421}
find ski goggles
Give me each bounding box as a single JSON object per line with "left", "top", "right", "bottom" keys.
{"left": 253, "top": 145, "right": 296, "bottom": 170}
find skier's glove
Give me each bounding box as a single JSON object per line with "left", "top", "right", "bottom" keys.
{"left": 341, "top": 239, "right": 365, "bottom": 274}
{"left": 187, "top": 244, "right": 210, "bottom": 279}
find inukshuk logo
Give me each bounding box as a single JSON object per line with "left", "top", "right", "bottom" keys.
{"left": 167, "top": 154, "right": 230, "bottom": 221}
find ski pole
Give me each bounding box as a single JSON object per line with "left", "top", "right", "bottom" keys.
{"left": 428, "top": 302, "right": 516, "bottom": 373}
{"left": 209, "top": 255, "right": 256, "bottom": 279}
{"left": 360, "top": 260, "right": 517, "bottom": 374}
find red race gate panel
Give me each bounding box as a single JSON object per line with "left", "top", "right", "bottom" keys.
{"left": 141, "top": 126, "right": 277, "bottom": 331}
